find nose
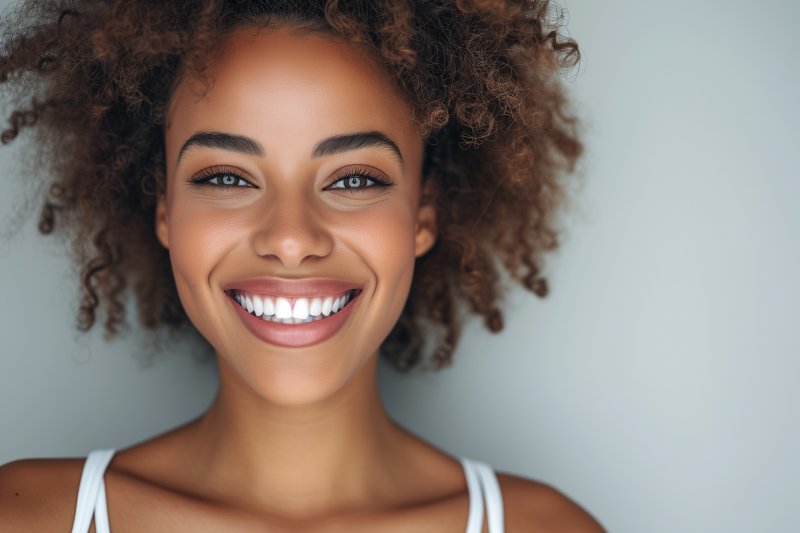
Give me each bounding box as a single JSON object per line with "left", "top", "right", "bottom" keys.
{"left": 249, "top": 192, "right": 334, "bottom": 269}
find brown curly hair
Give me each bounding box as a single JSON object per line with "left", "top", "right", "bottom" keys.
{"left": 0, "top": 0, "right": 581, "bottom": 371}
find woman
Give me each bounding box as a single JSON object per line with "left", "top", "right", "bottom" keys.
{"left": 0, "top": 0, "right": 603, "bottom": 531}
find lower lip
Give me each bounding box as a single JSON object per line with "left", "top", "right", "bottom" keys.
{"left": 228, "top": 291, "right": 361, "bottom": 348}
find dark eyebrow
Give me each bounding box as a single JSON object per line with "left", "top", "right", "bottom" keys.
{"left": 176, "top": 130, "right": 403, "bottom": 168}
{"left": 312, "top": 131, "right": 404, "bottom": 168}
{"left": 177, "top": 131, "right": 264, "bottom": 165}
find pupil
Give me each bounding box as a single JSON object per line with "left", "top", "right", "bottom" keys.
{"left": 223, "top": 175, "right": 235, "bottom": 185}
{"left": 348, "top": 176, "right": 361, "bottom": 187}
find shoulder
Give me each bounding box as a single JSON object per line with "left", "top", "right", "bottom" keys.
{"left": 0, "top": 456, "right": 86, "bottom": 532}
{"left": 497, "top": 472, "right": 606, "bottom": 533}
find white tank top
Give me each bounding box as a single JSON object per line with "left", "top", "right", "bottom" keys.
{"left": 71, "top": 449, "right": 505, "bottom": 533}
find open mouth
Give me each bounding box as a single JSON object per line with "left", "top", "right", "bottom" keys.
{"left": 226, "top": 288, "right": 362, "bottom": 325}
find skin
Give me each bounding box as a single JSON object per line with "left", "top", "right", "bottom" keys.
{"left": 0, "top": 26, "right": 604, "bottom": 532}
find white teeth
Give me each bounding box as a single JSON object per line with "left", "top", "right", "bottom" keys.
{"left": 252, "top": 295, "right": 263, "bottom": 317}
{"left": 263, "top": 296, "right": 275, "bottom": 316}
{"left": 292, "top": 298, "right": 309, "bottom": 320}
{"left": 309, "top": 297, "right": 322, "bottom": 317}
{"left": 232, "top": 290, "right": 356, "bottom": 323}
{"left": 321, "top": 296, "right": 333, "bottom": 316}
{"left": 275, "top": 297, "right": 292, "bottom": 319}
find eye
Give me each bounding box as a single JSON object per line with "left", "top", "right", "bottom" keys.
{"left": 189, "top": 166, "right": 255, "bottom": 189}
{"left": 326, "top": 169, "right": 393, "bottom": 194}
{"left": 207, "top": 174, "right": 251, "bottom": 188}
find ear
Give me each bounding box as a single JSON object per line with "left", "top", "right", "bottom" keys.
{"left": 414, "top": 203, "right": 437, "bottom": 258}
{"left": 155, "top": 195, "right": 170, "bottom": 249}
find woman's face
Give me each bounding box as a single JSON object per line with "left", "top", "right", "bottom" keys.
{"left": 157, "top": 26, "right": 436, "bottom": 406}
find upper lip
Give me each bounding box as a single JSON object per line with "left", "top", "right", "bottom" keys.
{"left": 222, "top": 277, "right": 364, "bottom": 298}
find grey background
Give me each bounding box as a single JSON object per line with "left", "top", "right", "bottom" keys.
{"left": 1, "top": 1, "right": 798, "bottom": 531}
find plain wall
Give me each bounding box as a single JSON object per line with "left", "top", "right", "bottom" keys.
{"left": 1, "top": 1, "right": 798, "bottom": 532}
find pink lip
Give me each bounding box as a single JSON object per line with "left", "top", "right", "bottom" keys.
{"left": 227, "top": 289, "right": 362, "bottom": 348}
{"left": 222, "top": 277, "right": 364, "bottom": 298}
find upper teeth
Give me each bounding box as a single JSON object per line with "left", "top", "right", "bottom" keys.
{"left": 232, "top": 290, "right": 355, "bottom": 320}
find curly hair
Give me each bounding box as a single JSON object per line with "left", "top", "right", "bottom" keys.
{"left": 0, "top": 0, "right": 581, "bottom": 371}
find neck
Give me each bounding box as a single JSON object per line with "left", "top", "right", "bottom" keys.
{"left": 185, "top": 352, "right": 406, "bottom": 519}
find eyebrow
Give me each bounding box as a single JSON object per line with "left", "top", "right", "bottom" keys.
{"left": 312, "top": 132, "right": 403, "bottom": 168}
{"left": 176, "top": 130, "right": 404, "bottom": 168}
{"left": 177, "top": 131, "right": 264, "bottom": 164}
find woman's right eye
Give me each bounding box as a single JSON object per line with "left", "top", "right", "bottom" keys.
{"left": 191, "top": 173, "right": 254, "bottom": 188}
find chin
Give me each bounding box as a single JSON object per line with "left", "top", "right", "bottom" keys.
{"left": 221, "top": 347, "right": 374, "bottom": 407}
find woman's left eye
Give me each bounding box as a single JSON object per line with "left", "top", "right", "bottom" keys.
{"left": 327, "top": 173, "right": 391, "bottom": 192}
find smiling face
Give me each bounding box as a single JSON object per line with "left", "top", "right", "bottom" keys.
{"left": 157, "top": 26, "right": 436, "bottom": 405}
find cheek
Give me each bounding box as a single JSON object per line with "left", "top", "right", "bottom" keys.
{"left": 344, "top": 202, "right": 418, "bottom": 320}
{"left": 166, "top": 200, "right": 246, "bottom": 323}
{"left": 352, "top": 203, "right": 416, "bottom": 266}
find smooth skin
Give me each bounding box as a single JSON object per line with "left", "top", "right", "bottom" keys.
{"left": 0, "top": 27, "right": 604, "bottom": 532}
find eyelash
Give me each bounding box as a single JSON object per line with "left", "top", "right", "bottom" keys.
{"left": 188, "top": 166, "right": 393, "bottom": 194}
{"left": 188, "top": 165, "right": 248, "bottom": 188}
{"left": 327, "top": 169, "right": 393, "bottom": 193}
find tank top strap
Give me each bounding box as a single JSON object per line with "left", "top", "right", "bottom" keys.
{"left": 460, "top": 458, "right": 505, "bottom": 532}
{"left": 472, "top": 460, "right": 505, "bottom": 533}
{"left": 459, "top": 458, "right": 484, "bottom": 533}
{"left": 71, "top": 448, "right": 116, "bottom": 533}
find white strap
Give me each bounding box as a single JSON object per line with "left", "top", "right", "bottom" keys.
{"left": 95, "top": 477, "right": 111, "bottom": 533}
{"left": 460, "top": 458, "right": 484, "bottom": 533}
{"left": 71, "top": 449, "right": 115, "bottom": 533}
{"left": 474, "top": 461, "right": 505, "bottom": 533}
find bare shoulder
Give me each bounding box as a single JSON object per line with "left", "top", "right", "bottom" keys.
{"left": 498, "top": 472, "right": 606, "bottom": 533}
{"left": 0, "top": 456, "right": 85, "bottom": 532}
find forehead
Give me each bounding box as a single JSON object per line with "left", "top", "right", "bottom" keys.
{"left": 165, "top": 27, "right": 420, "bottom": 168}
